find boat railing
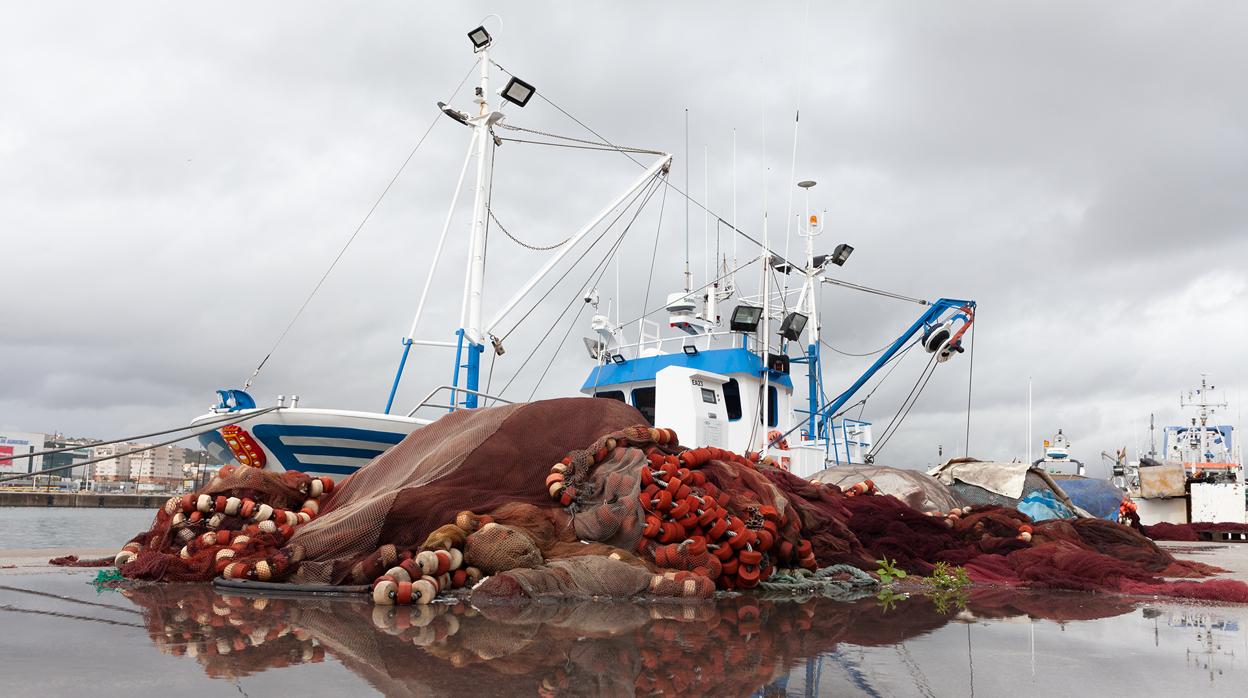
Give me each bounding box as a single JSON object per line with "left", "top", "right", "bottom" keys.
{"left": 406, "top": 386, "right": 514, "bottom": 417}
{"left": 612, "top": 329, "right": 740, "bottom": 357}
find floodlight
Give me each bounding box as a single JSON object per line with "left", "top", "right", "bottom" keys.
{"left": 778, "top": 312, "right": 808, "bottom": 341}
{"left": 682, "top": 345, "right": 699, "bottom": 356}
{"left": 729, "top": 304, "right": 763, "bottom": 332}
{"left": 610, "top": 354, "right": 626, "bottom": 365}
{"left": 583, "top": 337, "right": 605, "bottom": 360}
{"left": 468, "top": 26, "right": 492, "bottom": 51}
{"left": 830, "top": 243, "right": 854, "bottom": 267}
{"left": 797, "top": 180, "right": 816, "bottom": 189}
{"left": 500, "top": 76, "right": 536, "bottom": 107}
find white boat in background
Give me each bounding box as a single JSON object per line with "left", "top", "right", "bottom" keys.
{"left": 1129, "top": 376, "right": 1245, "bottom": 525}
{"left": 1033, "top": 429, "right": 1087, "bottom": 477}
{"left": 193, "top": 24, "right": 979, "bottom": 479}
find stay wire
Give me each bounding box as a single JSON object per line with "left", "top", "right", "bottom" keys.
{"left": 240, "top": 59, "right": 480, "bottom": 390}
{"left": 0, "top": 407, "right": 280, "bottom": 485}
{"left": 490, "top": 59, "right": 809, "bottom": 274}
{"left": 640, "top": 177, "right": 671, "bottom": 334}
{"left": 1, "top": 408, "right": 278, "bottom": 462}
{"left": 497, "top": 59, "right": 932, "bottom": 312}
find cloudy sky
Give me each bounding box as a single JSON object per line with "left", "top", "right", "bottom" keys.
{"left": 3, "top": 2, "right": 1245, "bottom": 475}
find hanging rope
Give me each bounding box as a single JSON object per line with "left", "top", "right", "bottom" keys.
{"left": 488, "top": 207, "right": 572, "bottom": 251}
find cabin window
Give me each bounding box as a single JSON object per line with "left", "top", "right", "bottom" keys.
{"left": 593, "top": 390, "right": 625, "bottom": 403}
{"left": 760, "top": 386, "right": 778, "bottom": 428}
{"left": 631, "top": 387, "right": 656, "bottom": 425}
{"left": 723, "top": 379, "right": 743, "bottom": 421}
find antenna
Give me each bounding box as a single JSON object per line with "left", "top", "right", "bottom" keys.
{"left": 684, "top": 108, "right": 691, "bottom": 293}
{"left": 732, "top": 128, "right": 738, "bottom": 292}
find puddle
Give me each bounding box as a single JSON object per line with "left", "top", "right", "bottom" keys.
{"left": 1, "top": 574, "right": 1245, "bottom": 696}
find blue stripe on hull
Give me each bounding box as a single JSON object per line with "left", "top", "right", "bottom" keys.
{"left": 251, "top": 424, "right": 410, "bottom": 475}
{"left": 288, "top": 463, "right": 370, "bottom": 475}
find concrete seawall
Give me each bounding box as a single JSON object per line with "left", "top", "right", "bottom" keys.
{"left": 0, "top": 492, "right": 167, "bottom": 508}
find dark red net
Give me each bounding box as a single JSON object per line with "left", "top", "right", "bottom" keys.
{"left": 108, "top": 397, "right": 1248, "bottom": 603}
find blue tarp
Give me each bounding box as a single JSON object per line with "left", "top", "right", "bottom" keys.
{"left": 1057, "top": 478, "right": 1128, "bottom": 520}
{"left": 1018, "top": 490, "right": 1076, "bottom": 521}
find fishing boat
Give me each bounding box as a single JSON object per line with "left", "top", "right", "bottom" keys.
{"left": 192, "top": 24, "right": 978, "bottom": 479}
{"left": 1129, "top": 376, "right": 1244, "bottom": 525}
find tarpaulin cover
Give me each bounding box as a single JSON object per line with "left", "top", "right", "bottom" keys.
{"left": 1055, "top": 477, "right": 1127, "bottom": 520}
{"left": 1017, "top": 490, "right": 1075, "bottom": 521}
{"left": 810, "top": 464, "right": 965, "bottom": 513}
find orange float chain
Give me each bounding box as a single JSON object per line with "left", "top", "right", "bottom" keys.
{"left": 547, "top": 433, "right": 817, "bottom": 590}
{"left": 115, "top": 469, "right": 337, "bottom": 581}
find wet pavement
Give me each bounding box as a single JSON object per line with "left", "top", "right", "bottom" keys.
{"left": 3, "top": 554, "right": 1248, "bottom": 697}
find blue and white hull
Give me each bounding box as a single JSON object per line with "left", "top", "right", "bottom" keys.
{"left": 192, "top": 407, "right": 430, "bottom": 479}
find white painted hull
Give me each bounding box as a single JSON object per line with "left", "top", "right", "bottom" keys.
{"left": 192, "top": 407, "right": 432, "bottom": 479}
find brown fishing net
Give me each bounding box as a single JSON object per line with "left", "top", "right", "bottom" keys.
{"left": 110, "top": 396, "right": 1248, "bottom": 603}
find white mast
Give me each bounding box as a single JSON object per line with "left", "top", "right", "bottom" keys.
{"left": 1027, "top": 376, "right": 1033, "bottom": 464}
{"left": 463, "top": 49, "right": 496, "bottom": 345}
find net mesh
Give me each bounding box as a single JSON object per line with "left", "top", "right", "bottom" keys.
{"left": 110, "top": 397, "right": 1248, "bottom": 603}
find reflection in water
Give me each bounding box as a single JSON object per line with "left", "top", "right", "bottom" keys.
{"left": 118, "top": 584, "right": 1149, "bottom": 696}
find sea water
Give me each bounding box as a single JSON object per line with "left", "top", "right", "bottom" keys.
{"left": 0, "top": 507, "right": 154, "bottom": 549}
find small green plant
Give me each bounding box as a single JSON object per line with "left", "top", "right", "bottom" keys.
{"left": 926, "top": 561, "right": 971, "bottom": 592}
{"left": 874, "top": 558, "right": 908, "bottom": 585}
{"left": 922, "top": 562, "right": 971, "bottom": 614}
{"left": 876, "top": 587, "right": 908, "bottom": 612}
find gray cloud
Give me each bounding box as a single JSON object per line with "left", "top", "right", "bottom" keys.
{"left": 3, "top": 2, "right": 1245, "bottom": 476}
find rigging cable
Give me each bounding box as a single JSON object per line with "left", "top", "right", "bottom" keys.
{"left": 0, "top": 407, "right": 281, "bottom": 462}
{"left": 490, "top": 59, "right": 809, "bottom": 274}
{"left": 495, "top": 176, "right": 663, "bottom": 397}
{"left": 239, "top": 59, "right": 481, "bottom": 390}
{"left": 964, "top": 316, "right": 976, "bottom": 457}
{"left": 0, "top": 407, "right": 280, "bottom": 485}
{"left": 496, "top": 172, "right": 662, "bottom": 344}
{"left": 869, "top": 352, "right": 940, "bottom": 460}
{"left": 514, "top": 179, "right": 661, "bottom": 400}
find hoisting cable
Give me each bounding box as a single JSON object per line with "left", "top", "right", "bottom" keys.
{"left": 239, "top": 59, "right": 481, "bottom": 391}
{"left": 0, "top": 406, "right": 280, "bottom": 485}
{"left": 764, "top": 337, "right": 919, "bottom": 449}
{"left": 0, "top": 408, "right": 279, "bottom": 462}
{"left": 868, "top": 352, "right": 940, "bottom": 460}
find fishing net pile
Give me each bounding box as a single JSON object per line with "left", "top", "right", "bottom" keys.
{"left": 113, "top": 397, "right": 1248, "bottom": 604}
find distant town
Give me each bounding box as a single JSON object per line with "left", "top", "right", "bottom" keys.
{"left": 0, "top": 429, "right": 224, "bottom": 493}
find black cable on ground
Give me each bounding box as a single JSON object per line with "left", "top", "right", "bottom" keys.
{"left": 212, "top": 577, "right": 369, "bottom": 596}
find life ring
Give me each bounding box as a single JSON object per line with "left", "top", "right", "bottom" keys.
{"left": 766, "top": 430, "right": 791, "bottom": 470}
